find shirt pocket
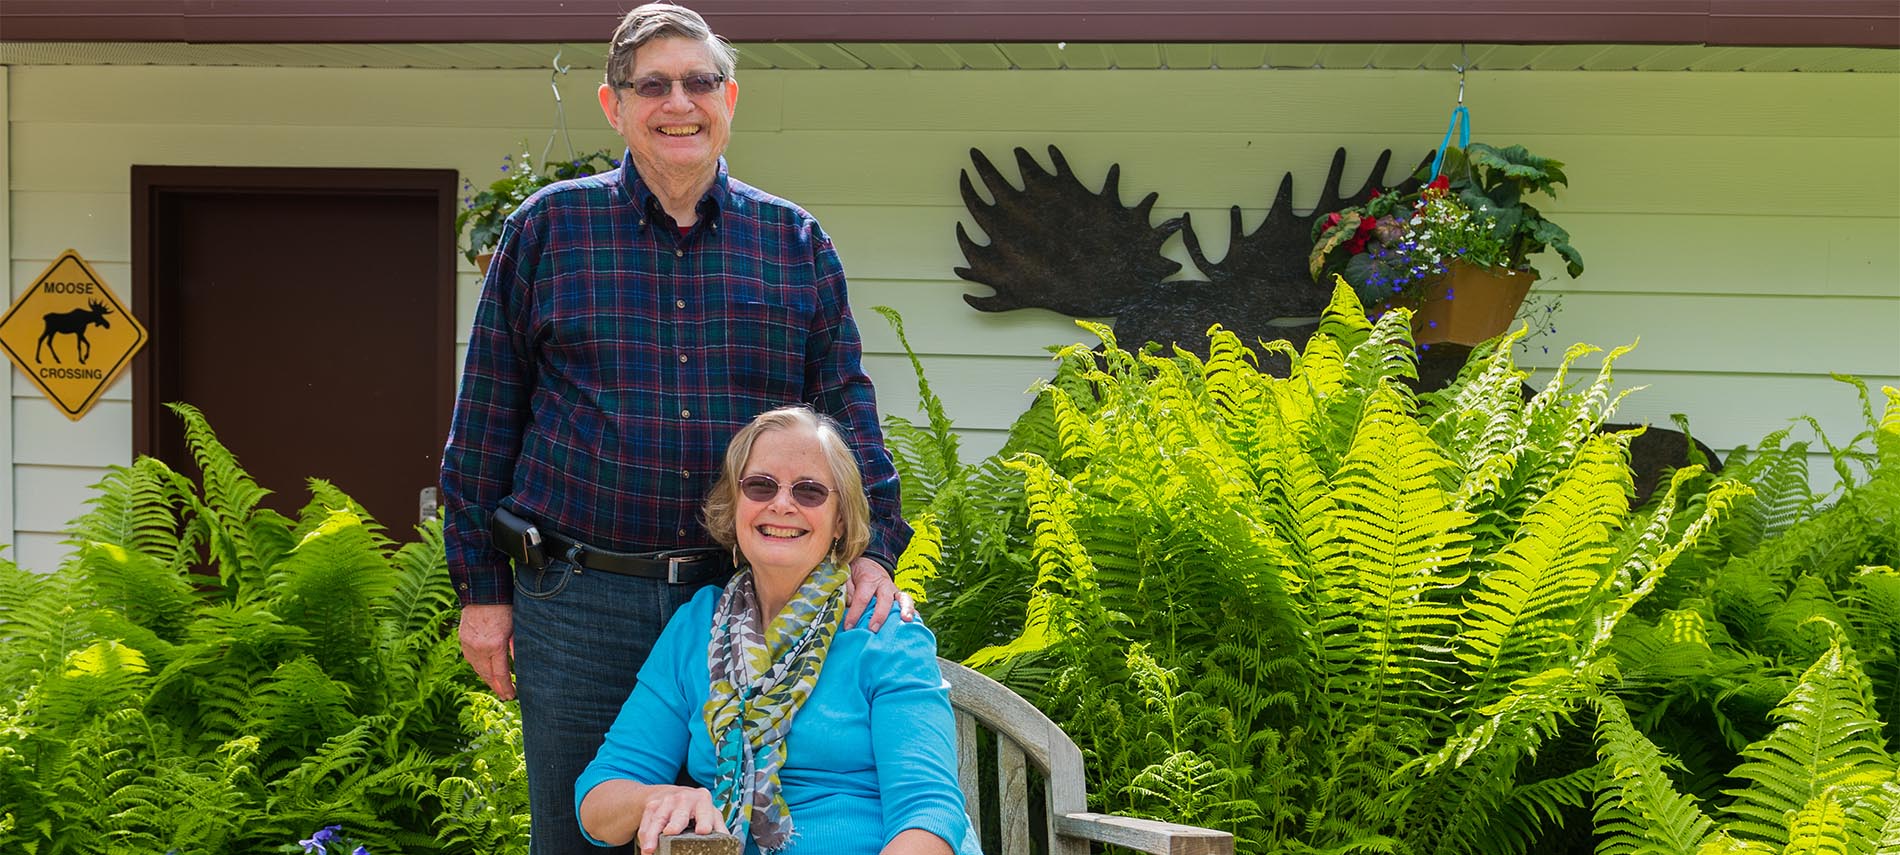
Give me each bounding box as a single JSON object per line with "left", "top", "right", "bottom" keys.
{"left": 716, "top": 299, "right": 809, "bottom": 402}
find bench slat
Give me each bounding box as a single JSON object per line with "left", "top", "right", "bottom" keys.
{"left": 998, "top": 738, "right": 1030, "bottom": 855}
{"left": 954, "top": 708, "right": 982, "bottom": 836}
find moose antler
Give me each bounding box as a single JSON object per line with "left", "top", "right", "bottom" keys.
{"left": 1181, "top": 148, "right": 1432, "bottom": 319}
{"left": 955, "top": 146, "right": 1181, "bottom": 317}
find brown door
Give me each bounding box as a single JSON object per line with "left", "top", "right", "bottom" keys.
{"left": 132, "top": 167, "right": 457, "bottom": 536}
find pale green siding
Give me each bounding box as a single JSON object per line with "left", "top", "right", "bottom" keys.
{"left": 3, "top": 63, "right": 1897, "bottom": 571}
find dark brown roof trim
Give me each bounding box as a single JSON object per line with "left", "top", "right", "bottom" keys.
{"left": 3, "top": 1, "right": 1895, "bottom": 49}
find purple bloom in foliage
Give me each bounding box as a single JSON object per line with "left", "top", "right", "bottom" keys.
{"left": 354, "top": 848, "right": 371, "bottom": 855}
{"left": 299, "top": 825, "right": 341, "bottom": 854}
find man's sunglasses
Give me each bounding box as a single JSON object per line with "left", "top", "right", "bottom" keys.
{"left": 738, "top": 474, "right": 834, "bottom": 508}
{"left": 615, "top": 73, "right": 727, "bottom": 99}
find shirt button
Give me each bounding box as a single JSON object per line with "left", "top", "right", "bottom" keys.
{"left": 681, "top": 469, "right": 691, "bottom": 479}
{"left": 675, "top": 299, "right": 686, "bottom": 309}
{"left": 639, "top": 218, "right": 646, "bottom": 226}
{"left": 678, "top": 354, "right": 688, "bottom": 363}
{"left": 674, "top": 249, "right": 684, "bottom": 258}
{"left": 677, "top": 528, "right": 688, "bottom": 538}
{"left": 681, "top": 409, "right": 691, "bottom": 418}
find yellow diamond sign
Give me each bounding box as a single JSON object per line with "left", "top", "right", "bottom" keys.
{"left": 0, "top": 250, "right": 148, "bottom": 421}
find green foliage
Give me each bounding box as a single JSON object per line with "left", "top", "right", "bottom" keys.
{"left": 1593, "top": 633, "right": 1900, "bottom": 855}
{"left": 434, "top": 692, "right": 532, "bottom": 852}
{"left": 873, "top": 304, "right": 1045, "bottom": 679}
{"left": 0, "top": 403, "right": 525, "bottom": 853}
{"left": 887, "top": 284, "right": 1737, "bottom": 853}
{"left": 457, "top": 145, "right": 619, "bottom": 264}
{"left": 1431, "top": 143, "right": 1585, "bottom": 278}
{"left": 1608, "top": 380, "right": 1900, "bottom": 829}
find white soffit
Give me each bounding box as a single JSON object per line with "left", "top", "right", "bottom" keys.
{"left": 1, "top": 41, "right": 1896, "bottom": 73}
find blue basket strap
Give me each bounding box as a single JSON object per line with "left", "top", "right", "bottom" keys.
{"left": 1429, "top": 105, "right": 1470, "bottom": 181}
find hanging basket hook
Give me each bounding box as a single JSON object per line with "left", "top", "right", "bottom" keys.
{"left": 544, "top": 47, "right": 579, "bottom": 167}
{"left": 1454, "top": 42, "right": 1467, "bottom": 105}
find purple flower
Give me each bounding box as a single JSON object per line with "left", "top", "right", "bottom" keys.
{"left": 299, "top": 825, "right": 341, "bottom": 854}
{"left": 353, "top": 848, "right": 371, "bottom": 855}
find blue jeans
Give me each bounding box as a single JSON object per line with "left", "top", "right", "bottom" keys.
{"left": 513, "top": 557, "right": 726, "bottom": 855}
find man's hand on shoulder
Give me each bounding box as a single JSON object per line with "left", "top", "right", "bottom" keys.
{"left": 844, "top": 556, "right": 916, "bottom": 632}
{"left": 459, "top": 603, "right": 517, "bottom": 700}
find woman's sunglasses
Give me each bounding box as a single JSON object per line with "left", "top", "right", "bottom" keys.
{"left": 616, "top": 73, "right": 727, "bottom": 99}
{"left": 738, "top": 474, "right": 833, "bottom": 508}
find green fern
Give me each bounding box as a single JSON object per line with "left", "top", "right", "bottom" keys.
{"left": 0, "top": 406, "right": 492, "bottom": 852}
{"left": 1593, "top": 694, "right": 1721, "bottom": 854}
{"left": 1722, "top": 635, "right": 1895, "bottom": 849}
{"left": 893, "top": 284, "right": 1735, "bottom": 853}
{"left": 1595, "top": 633, "right": 1899, "bottom": 855}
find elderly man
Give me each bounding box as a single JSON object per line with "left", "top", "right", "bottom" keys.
{"left": 438, "top": 3, "right": 913, "bottom": 851}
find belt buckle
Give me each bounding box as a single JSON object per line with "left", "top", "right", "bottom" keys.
{"left": 667, "top": 555, "right": 693, "bottom": 584}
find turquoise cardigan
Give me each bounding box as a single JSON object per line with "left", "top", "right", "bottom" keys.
{"left": 576, "top": 586, "right": 981, "bottom": 854}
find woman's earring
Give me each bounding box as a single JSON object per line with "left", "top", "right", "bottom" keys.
{"left": 731, "top": 545, "right": 741, "bottom": 568}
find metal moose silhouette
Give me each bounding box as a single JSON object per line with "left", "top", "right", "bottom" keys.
{"left": 956, "top": 144, "right": 1431, "bottom": 376}
{"left": 952, "top": 144, "right": 1720, "bottom": 503}
{"left": 36, "top": 299, "right": 113, "bottom": 364}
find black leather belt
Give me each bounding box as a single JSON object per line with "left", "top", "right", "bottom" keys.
{"left": 489, "top": 512, "right": 728, "bottom": 584}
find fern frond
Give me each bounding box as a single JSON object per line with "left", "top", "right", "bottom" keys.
{"left": 965, "top": 455, "right": 1090, "bottom": 667}
{"left": 166, "top": 403, "right": 276, "bottom": 593}
{"left": 266, "top": 508, "right": 398, "bottom": 686}
{"left": 64, "top": 458, "right": 196, "bottom": 572}
{"left": 1592, "top": 694, "right": 1720, "bottom": 855}
{"left": 873, "top": 306, "right": 965, "bottom": 508}
{"left": 1722, "top": 637, "right": 1896, "bottom": 848}
{"left": 1455, "top": 434, "right": 1631, "bottom": 712}
{"left": 1315, "top": 385, "right": 1472, "bottom": 733}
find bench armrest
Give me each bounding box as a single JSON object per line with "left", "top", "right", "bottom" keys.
{"left": 1055, "top": 811, "right": 1235, "bottom": 855}
{"left": 656, "top": 832, "right": 741, "bottom": 855}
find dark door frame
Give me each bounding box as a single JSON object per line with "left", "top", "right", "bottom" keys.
{"left": 128, "top": 165, "right": 459, "bottom": 463}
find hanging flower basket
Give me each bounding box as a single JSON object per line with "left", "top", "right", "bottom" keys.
{"left": 1408, "top": 261, "right": 1534, "bottom": 345}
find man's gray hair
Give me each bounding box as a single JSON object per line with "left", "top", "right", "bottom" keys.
{"left": 605, "top": 3, "right": 738, "bottom": 87}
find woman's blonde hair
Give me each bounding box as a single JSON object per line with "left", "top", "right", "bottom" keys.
{"left": 703, "top": 406, "right": 870, "bottom": 568}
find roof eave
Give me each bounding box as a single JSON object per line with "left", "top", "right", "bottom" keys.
{"left": 2, "top": 1, "right": 1896, "bottom": 49}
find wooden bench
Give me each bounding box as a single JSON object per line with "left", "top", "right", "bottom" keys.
{"left": 660, "top": 658, "right": 1235, "bottom": 855}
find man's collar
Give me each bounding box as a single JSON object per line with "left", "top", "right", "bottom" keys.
{"left": 622, "top": 154, "right": 730, "bottom": 227}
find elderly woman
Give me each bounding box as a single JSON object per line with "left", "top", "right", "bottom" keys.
{"left": 576, "top": 406, "right": 979, "bottom": 855}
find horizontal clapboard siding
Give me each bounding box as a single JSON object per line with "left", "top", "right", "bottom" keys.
{"left": 4, "top": 62, "right": 1896, "bottom": 571}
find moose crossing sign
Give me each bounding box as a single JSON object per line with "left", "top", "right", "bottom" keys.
{"left": 0, "top": 250, "right": 148, "bottom": 421}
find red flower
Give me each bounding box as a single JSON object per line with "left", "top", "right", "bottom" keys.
{"left": 1427, "top": 175, "right": 1451, "bottom": 193}
{"left": 1325, "top": 211, "right": 1342, "bottom": 229}
{"left": 1342, "top": 216, "right": 1378, "bottom": 254}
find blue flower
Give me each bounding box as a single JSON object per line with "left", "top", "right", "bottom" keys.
{"left": 353, "top": 848, "right": 371, "bottom": 855}
{"left": 299, "top": 825, "right": 341, "bottom": 854}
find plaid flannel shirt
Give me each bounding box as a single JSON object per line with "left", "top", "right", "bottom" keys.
{"left": 441, "top": 157, "right": 910, "bottom": 605}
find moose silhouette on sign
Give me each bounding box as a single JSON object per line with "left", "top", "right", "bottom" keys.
{"left": 36, "top": 299, "right": 113, "bottom": 365}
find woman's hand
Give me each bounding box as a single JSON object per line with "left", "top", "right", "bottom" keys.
{"left": 578, "top": 780, "right": 727, "bottom": 851}
{"left": 636, "top": 785, "right": 728, "bottom": 854}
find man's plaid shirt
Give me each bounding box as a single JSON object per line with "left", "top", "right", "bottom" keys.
{"left": 441, "top": 157, "right": 910, "bottom": 605}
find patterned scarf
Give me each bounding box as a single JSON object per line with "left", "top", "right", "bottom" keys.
{"left": 704, "top": 558, "right": 848, "bottom": 852}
